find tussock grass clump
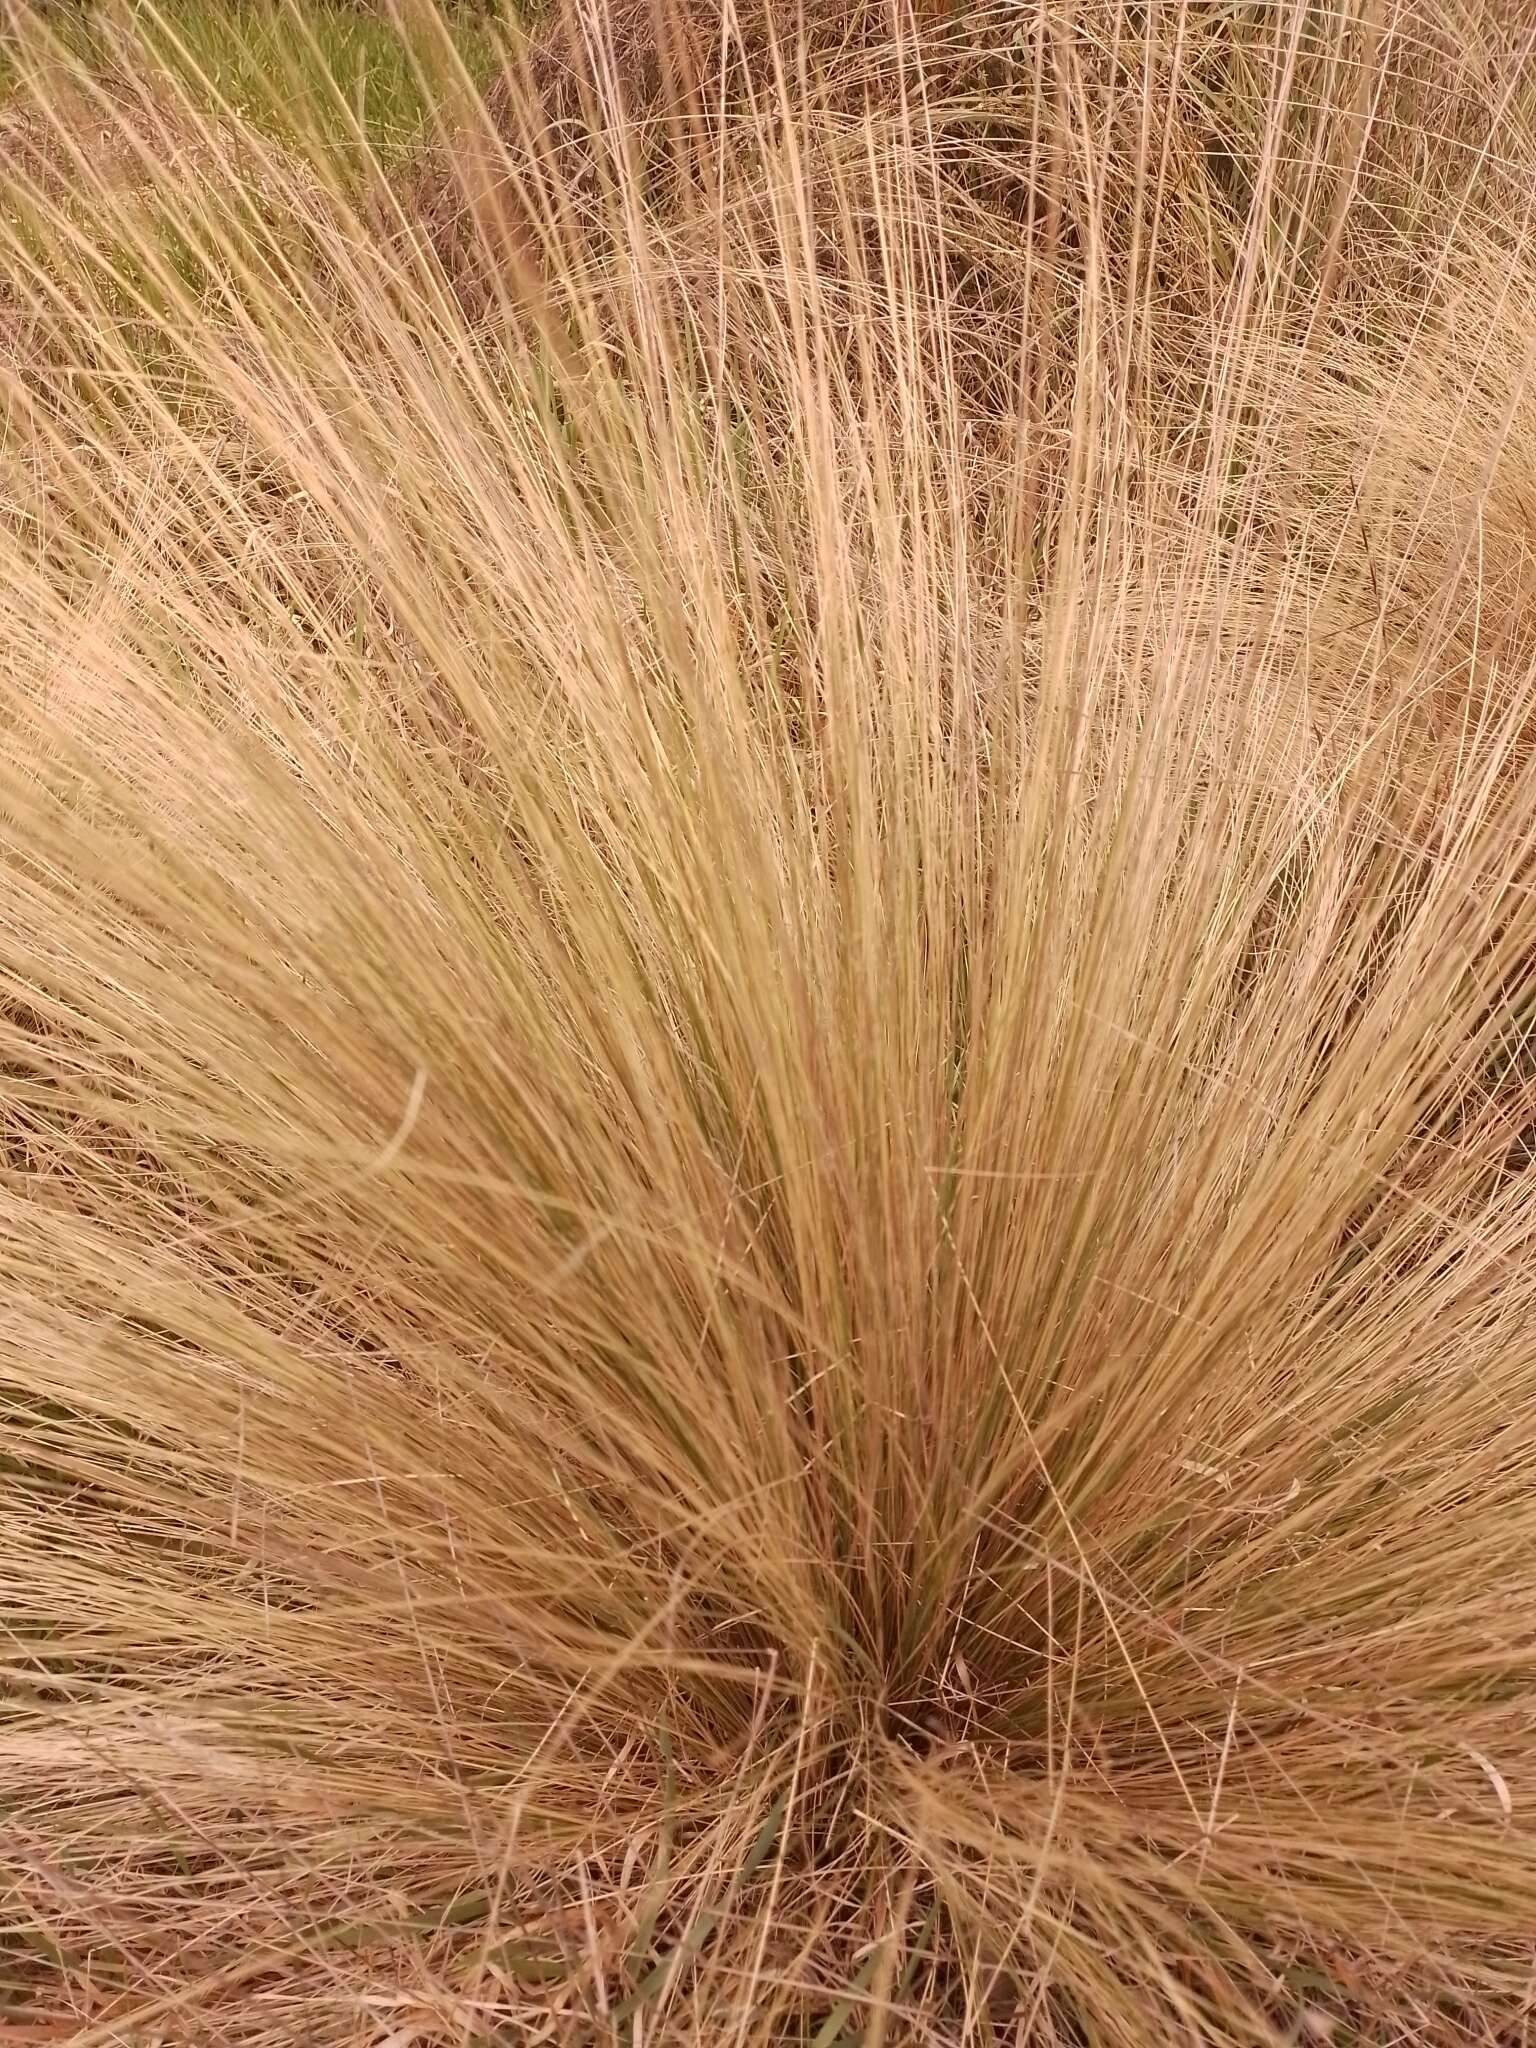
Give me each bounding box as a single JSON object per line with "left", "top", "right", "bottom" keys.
{"left": 4, "top": 2, "right": 1536, "bottom": 2041}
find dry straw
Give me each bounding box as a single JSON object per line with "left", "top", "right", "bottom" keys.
{"left": 3, "top": 0, "right": 1536, "bottom": 2039}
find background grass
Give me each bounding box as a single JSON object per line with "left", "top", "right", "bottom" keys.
{"left": 0, "top": 0, "right": 505, "bottom": 155}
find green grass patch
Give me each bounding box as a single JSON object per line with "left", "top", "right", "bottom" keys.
{"left": 2, "top": 0, "right": 505, "bottom": 159}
